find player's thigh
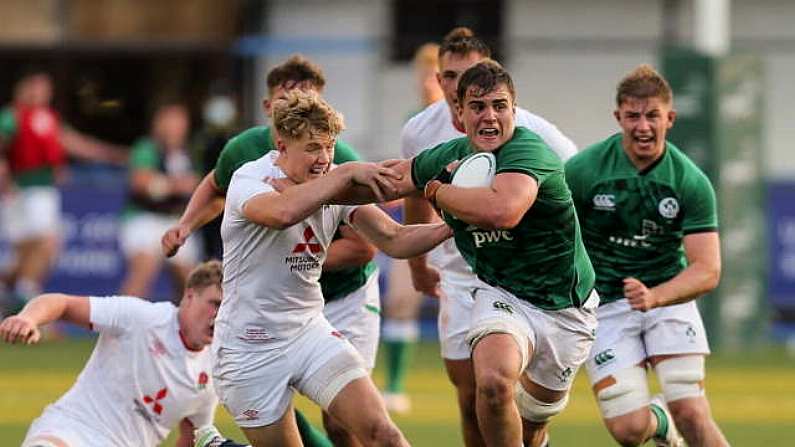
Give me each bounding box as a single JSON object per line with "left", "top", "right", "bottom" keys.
{"left": 585, "top": 299, "right": 647, "bottom": 386}
{"left": 241, "top": 403, "right": 302, "bottom": 447}
{"left": 212, "top": 346, "right": 294, "bottom": 428}
{"left": 643, "top": 301, "right": 710, "bottom": 358}
{"left": 524, "top": 291, "right": 598, "bottom": 392}
{"left": 327, "top": 375, "right": 391, "bottom": 433}
{"left": 323, "top": 272, "right": 381, "bottom": 369}
{"left": 438, "top": 274, "right": 477, "bottom": 360}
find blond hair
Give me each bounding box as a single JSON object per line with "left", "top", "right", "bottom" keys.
{"left": 272, "top": 89, "right": 344, "bottom": 141}
{"left": 185, "top": 260, "right": 223, "bottom": 291}
{"left": 616, "top": 64, "right": 673, "bottom": 106}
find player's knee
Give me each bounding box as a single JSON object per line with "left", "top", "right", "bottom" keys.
{"left": 594, "top": 366, "right": 650, "bottom": 419}
{"left": 654, "top": 355, "right": 705, "bottom": 403}
{"left": 668, "top": 398, "right": 710, "bottom": 430}
{"left": 515, "top": 383, "right": 569, "bottom": 423}
{"left": 606, "top": 419, "right": 650, "bottom": 447}
{"left": 476, "top": 370, "right": 515, "bottom": 409}
{"left": 367, "top": 419, "right": 403, "bottom": 446}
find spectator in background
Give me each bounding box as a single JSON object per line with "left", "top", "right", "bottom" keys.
{"left": 0, "top": 70, "right": 126, "bottom": 315}
{"left": 120, "top": 103, "right": 199, "bottom": 300}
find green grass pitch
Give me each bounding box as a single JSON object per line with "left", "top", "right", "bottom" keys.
{"left": 1, "top": 338, "right": 794, "bottom": 445}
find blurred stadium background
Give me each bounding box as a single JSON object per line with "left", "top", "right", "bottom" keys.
{"left": 0, "top": 0, "right": 794, "bottom": 444}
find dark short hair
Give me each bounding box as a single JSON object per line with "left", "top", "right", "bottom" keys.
{"left": 439, "top": 27, "right": 491, "bottom": 60}
{"left": 266, "top": 54, "right": 326, "bottom": 93}
{"left": 456, "top": 59, "right": 515, "bottom": 105}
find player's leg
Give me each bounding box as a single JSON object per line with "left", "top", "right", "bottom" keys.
{"left": 295, "top": 410, "right": 334, "bottom": 447}
{"left": 587, "top": 300, "right": 681, "bottom": 446}
{"left": 651, "top": 354, "right": 729, "bottom": 447}
{"left": 466, "top": 286, "right": 533, "bottom": 447}
{"left": 517, "top": 290, "right": 598, "bottom": 447}
{"left": 322, "top": 272, "right": 381, "bottom": 447}
{"left": 438, "top": 274, "right": 485, "bottom": 446}
{"left": 646, "top": 302, "right": 726, "bottom": 446}
{"left": 119, "top": 214, "right": 165, "bottom": 297}
{"left": 241, "top": 403, "right": 303, "bottom": 447}
{"left": 381, "top": 258, "right": 423, "bottom": 413}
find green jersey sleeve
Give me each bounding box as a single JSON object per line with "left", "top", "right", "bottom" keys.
{"left": 0, "top": 107, "right": 17, "bottom": 137}
{"left": 681, "top": 169, "right": 718, "bottom": 234}
{"left": 410, "top": 139, "right": 467, "bottom": 189}
{"left": 497, "top": 127, "right": 561, "bottom": 186}
{"left": 333, "top": 140, "right": 362, "bottom": 163}
{"left": 129, "top": 139, "right": 160, "bottom": 170}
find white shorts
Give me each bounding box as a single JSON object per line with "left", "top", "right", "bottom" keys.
{"left": 2, "top": 186, "right": 61, "bottom": 242}
{"left": 120, "top": 212, "right": 200, "bottom": 264}
{"left": 585, "top": 299, "right": 710, "bottom": 385}
{"left": 24, "top": 409, "right": 103, "bottom": 447}
{"left": 437, "top": 271, "right": 481, "bottom": 360}
{"left": 213, "top": 315, "right": 368, "bottom": 428}
{"left": 467, "top": 278, "right": 598, "bottom": 391}
{"left": 323, "top": 270, "right": 381, "bottom": 369}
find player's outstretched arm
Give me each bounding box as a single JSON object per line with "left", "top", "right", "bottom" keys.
{"left": 625, "top": 232, "right": 721, "bottom": 312}
{"left": 404, "top": 194, "right": 443, "bottom": 297}
{"left": 0, "top": 294, "right": 90, "bottom": 344}
{"left": 330, "top": 159, "right": 415, "bottom": 205}
{"left": 162, "top": 171, "right": 226, "bottom": 257}
{"left": 428, "top": 172, "right": 537, "bottom": 230}
{"left": 350, "top": 204, "right": 452, "bottom": 259}
{"left": 247, "top": 162, "right": 400, "bottom": 229}
{"left": 323, "top": 224, "right": 377, "bottom": 271}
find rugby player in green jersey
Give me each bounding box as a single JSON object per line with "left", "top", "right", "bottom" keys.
{"left": 161, "top": 55, "right": 377, "bottom": 447}
{"left": 566, "top": 65, "right": 729, "bottom": 447}
{"left": 375, "top": 60, "right": 598, "bottom": 447}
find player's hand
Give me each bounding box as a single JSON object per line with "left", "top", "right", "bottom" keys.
{"left": 347, "top": 162, "right": 401, "bottom": 202}
{"left": 162, "top": 223, "right": 191, "bottom": 258}
{"left": 624, "top": 277, "right": 659, "bottom": 312}
{"left": 409, "top": 262, "right": 442, "bottom": 298}
{"left": 0, "top": 315, "right": 41, "bottom": 344}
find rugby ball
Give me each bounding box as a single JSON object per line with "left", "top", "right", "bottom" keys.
{"left": 451, "top": 152, "right": 496, "bottom": 188}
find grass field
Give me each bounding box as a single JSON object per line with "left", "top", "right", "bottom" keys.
{"left": 1, "top": 338, "right": 794, "bottom": 446}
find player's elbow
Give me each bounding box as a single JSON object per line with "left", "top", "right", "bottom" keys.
{"left": 484, "top": 205, "right": 523, "bottom": 230}
{"left": 702, "top": 262, "right": 721, "bottom": 292}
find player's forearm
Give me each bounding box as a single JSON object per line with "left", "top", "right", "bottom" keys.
{"left": 435, "top": 185, "right": 519, "bottom": 230}
{"left": 179, "top": 173, "right": 225, "bottom": 232}
{"left": 376, "top": 223, "right": 452, "bottom": 259}
{"left": 651, "top": 262, "right": 721, "bottom": 307}
{"left": 17, "top": 294, "right": 72, "bottom": 327}
{"left": 323, "top": 238, "right": 376, "bottom": 271}
{"left": 403, "top": 194, "right": 440, "bottom": 269}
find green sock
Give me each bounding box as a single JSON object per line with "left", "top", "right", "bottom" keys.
{"left": 650, "top": 403, "right": 670, "bottom": 439}
{"left": 294, "top": 409, "right": 333, "bottom": 447}
{"left": 384, "top": 339, "right": 413, "bottom": 393}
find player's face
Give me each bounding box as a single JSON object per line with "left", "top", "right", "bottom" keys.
{"left": 615, "top": 96, "right": 676, "bottom": 166}
{"left": 181, "top": 285, "right": 222, "bottom": 348}
{"left": 457, "top": 83, "right": 516, "bottom": 153}
{"left": 438, "top": 51, "right": 486, "bottom": 112}
{"left": 153, "top": 106, "right": 190, "bottom": 150}
{"left": 277, "top": 132, "right": 336, "bottom": 184}
{"left": 26, "top": 74, "right": 53, "bottom": 107}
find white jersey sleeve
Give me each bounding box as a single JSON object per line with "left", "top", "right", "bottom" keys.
{"left": 89, "top": 296, "right": 165, "bottom": 336}
{"left": 515, "top": 108, "right": 578, "bottom": 161}
{"left": 400, "top": 116, "right": 423, "bottom": 159}
{"left": 226, "top": 165, "right": 276, "bottom": 218}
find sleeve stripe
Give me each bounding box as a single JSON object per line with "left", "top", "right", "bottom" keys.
{"left": 683, "top": 226, "right": 719, "bottom": 235}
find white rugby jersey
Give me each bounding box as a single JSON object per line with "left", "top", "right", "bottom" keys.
{"left": 216, "top": 151, "right": 356, "bottom": 349}
{"left": 29, "top": 297, "right": 216, "bottom": 446}
{"left": 400, "top": 99, "right": 578, "bottom": 276}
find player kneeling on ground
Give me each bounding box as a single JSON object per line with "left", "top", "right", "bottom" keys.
{"left": 0, "top": 260, "right": 251, "bottom": 447}
{"left": 213, "top": 89, "right": 452, "bottom": 447}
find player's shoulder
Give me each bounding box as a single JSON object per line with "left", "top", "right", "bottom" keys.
{"left": 333, "top": 139, "right": 362, "bottom": 163}
{"left": 401, "top": 100, "right": 456, "bottom": 157}
{"left": 234, "top": 150, "right": 279, "bottom": 179}
{"left": 664, "top": 141, "right": 713, "bottom": 188}
{"left": 92, "top": 296, "right": 176, "bottom": 328}
{"left": 403, "top": 100, "right": 448, "bottom": 132}
{"left": 223, "top": 126, "right": 270, "bottom": 154}
{"left": 567, "top": 133, "right": 619, "bottom": 169}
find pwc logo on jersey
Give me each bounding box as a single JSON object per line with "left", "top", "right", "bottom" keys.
{"left": 471, "top": 228, "right": 514, "bottom": 248}
{"left": 285, "top": 226, "right": 322, "bottom": 273}
{"left": 658, "top": 197, "right": 680, "bottom": 219}
{"left": 593, "top": 194, "right": 616, "bottom": 211}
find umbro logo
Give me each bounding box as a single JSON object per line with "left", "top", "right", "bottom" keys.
{"left": 594, "top": 349, "right": 616, "bottom": 366}
{"left": 558, "top": 367, "right": 573, "bottom": 383}
{"left": 492, "top": 301, "right": 514, "bottom": 314}
{"left": 593, "top": 194, "right": 616, "bottom": 211}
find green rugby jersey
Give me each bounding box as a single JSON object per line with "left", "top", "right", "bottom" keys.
{"left": 565, "top": 133, "right": 718, "bottom": 304}
{"left": 412, "top": 126, "right": 595, "bottom": 310}
{"left": 213, "top": 125, "right": 376, "bottom": 302}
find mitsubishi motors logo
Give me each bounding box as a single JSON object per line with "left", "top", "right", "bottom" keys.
{"left": 142, "top": 388, "right": 168, "bottom": 415}
{"left": 292, "top": 226, "right": 322, "bottom": 254}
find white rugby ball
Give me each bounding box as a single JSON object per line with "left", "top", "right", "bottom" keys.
{"left": 451, "top": 152, "right": 496, "bottom": 188}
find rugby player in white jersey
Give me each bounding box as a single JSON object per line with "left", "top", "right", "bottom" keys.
{"left": 214, "top": 89, "right": 452, "bottom": 447}
{"left": 0, "top": 261, "right": 249, "bottom": 447}
{"left": 399, "top": 27, "right": 578, "bottom": 447}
